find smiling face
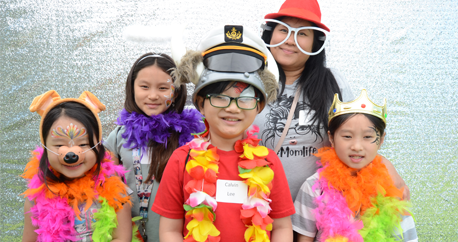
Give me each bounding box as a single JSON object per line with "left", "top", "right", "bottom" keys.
{"left": 269, "top": 17, "right": 314, "bottom": 71}
{"left": 45, "top": 115, "right": 98, "bottom": 179}
{"left": 134, "top": 64, "right": 175, "bottom": 116}
{"left": 328, "top": 114, "right": 386, "bottom": 170}
{"left": 197, "top": 82, "right": 260, "bottom": 147}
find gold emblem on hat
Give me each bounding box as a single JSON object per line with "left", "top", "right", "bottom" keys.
{"left": 226, "top": 27, "right": 242, "bottom": 40}
{"left": 328, "top": 89, "right": 387, "bottom": 124}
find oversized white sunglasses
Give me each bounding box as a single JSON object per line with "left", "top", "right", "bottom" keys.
{"left": 261, "top": 19, "right": 330, "bottom": 56}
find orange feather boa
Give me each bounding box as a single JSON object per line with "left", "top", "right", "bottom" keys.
{"left": 22, "top": 149, "right": 131, "bottom": 219}
{"left": 315, "top": 147, "right": 403, "bottom": 216}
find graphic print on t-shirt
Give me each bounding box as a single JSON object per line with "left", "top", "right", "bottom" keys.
{"left": 74, "top": 203, "right": 98, "bottom": 240}
{"left": 260, "top": 94, "right": 323, "bottom": 158}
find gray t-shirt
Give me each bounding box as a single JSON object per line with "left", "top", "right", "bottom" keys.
{"left": 104, "top": 126, "right": 160, "bottom": 242}
{"left": 74, "top": 201, "right": 101, "bottom": 241}
{"left": 252, "top": 68, "right": 354, "bottom": 200}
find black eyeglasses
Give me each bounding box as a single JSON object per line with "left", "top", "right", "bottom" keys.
{"left": 205, "top": 94, "right": 259, "bottom": 110}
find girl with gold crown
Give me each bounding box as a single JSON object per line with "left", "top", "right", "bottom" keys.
{"left": 22, "top": 91, "right": 135, "bottom": 241}
{"left": 292, "top": 90, "right": 418, "bottom": 242}
{"left": 152, "top": 25, "right": 295, "bottom": 242}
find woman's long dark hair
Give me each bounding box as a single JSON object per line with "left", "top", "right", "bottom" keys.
{"left": 124, "top": 53, "right": 187, "bottom": 182}
{"left": 262, "top": 18, "right": 342, "bottom": 140}
{"left": 40, "top": 102, "right": 105, "bottom": 186}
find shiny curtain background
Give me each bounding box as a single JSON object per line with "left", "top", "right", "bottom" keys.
{"left": 1, "top": 0, "right": 457, "bottom": 240}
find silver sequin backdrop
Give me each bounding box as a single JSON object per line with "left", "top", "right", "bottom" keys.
{"left": 1, "top": 0, "right": 457, "bottom": 240}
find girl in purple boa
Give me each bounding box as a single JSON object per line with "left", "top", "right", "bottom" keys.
{"left": 104, "top": 53, "right": 205, "bottom": 242}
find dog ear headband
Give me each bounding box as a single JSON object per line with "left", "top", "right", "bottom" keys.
{"left": 30, "top": 90, "right": 106, "bottom": 145}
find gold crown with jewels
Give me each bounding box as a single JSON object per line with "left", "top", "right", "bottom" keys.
{"left": 328, "top": 89, "right": 387, "bottom": 124}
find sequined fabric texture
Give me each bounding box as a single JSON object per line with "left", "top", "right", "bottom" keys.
{"left": 1, "top": 0, "right": 457, "bottom": 240}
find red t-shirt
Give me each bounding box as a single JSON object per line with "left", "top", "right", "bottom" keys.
{"left": 152, "top": 144, "right": 295, "bottom": 241}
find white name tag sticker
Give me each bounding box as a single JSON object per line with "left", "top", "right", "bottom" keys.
{"left": 216, "top": 180, "right": 248, "bottom": 204}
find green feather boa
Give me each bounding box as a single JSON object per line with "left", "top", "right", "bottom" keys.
{"left": 360, "top": 187, "right": 414, "bottom": 241}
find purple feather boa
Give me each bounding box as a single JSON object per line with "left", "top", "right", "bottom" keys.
{"left": 116, "top": 108, "right": 204, "bottom": 150}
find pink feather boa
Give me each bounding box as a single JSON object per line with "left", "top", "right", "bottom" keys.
{"left": 24, "top": 147, "right": 128, "bottom": 241}
{"left": 314, "top": 176, "right": 364, "bottom": 242}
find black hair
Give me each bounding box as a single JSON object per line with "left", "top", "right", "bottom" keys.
{"left": 261, "top": 17, "right": 342, "bottom": 140}
{"left": 328, "top": 113, "right": 386, "bottom": 137}
{"left": 195, "top": 81, "right": 264, "bottom": 111}
{"left": 123, "top": 53, "right": 187, "bottom": 182}
{"left": 125, "top": 53, "right": 187, "bottom": 114}
{"left": 40, "top": 102, "right": 104, "bottom": 185}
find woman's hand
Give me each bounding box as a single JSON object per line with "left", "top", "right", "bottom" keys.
{"left": 381, "top": 156, "right": 410, "bottom": 200}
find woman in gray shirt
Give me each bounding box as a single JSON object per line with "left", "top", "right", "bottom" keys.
{"left": 253, "top": 0, "right": 408, "bottom": 202}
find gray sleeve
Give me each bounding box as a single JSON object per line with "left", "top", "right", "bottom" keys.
{"left": 393, "top": 215, "right": 418, "bottom": 242}
{"left": 330, "top": 68, "right": 354, "bottom": 102}
{"left": 103, "top": 126, "right": 124, "bottom": 158}
{"left": 292, "top": 173, "right": 320, "bottom": 238}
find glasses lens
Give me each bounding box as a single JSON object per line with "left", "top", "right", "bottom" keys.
{"left": 296, "top": 27, "right": 327, "bottom": 55}
{"left": 237, "top": 97, "right": 258, "bottom": 109}
{"left": 209, "top": 95, "right": 230, "bottom": 108}
{"left": 267, "top": 21, "right": 291, "bottom": 47}
{"left": 208, "top": 95, "right": 258, "bottom": 110}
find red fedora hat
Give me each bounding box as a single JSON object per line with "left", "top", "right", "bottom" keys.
{"left": 264, "top": 0, "right": 330, "bottom": 32}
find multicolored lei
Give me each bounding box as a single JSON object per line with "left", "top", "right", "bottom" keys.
{"left": 183, "top": 125, "right": 274, "bottom": 242}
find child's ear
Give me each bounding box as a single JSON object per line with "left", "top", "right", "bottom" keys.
{"left": 327, "top": 131, "right": 335, "bottom": 148}
{"left": 257, "top": 101, "right": 265, "bottom": 114}
{"left": 196, "top": 96, "right": 205, "bottom": 115}
{"left": 379, "top": 132, "right": 386, "bottom": 148}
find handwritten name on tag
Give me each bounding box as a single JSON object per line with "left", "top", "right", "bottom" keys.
{"left": 216, "top": 180, "right": 248, "bottom": 204}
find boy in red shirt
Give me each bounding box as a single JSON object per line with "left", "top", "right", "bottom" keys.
{"left": 152, "top": 25, "right": 295, "bottom": 242}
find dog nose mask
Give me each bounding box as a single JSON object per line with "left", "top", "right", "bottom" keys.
{"left": 58, "top": 146, "right": 85, "bottom": 165}
{"left": 42, "top": 141, "right": 101, "bottom": 165}
{"left": 63, "top": 152, "right": 80, "bottom": 164}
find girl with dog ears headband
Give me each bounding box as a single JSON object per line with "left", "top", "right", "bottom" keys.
{"left": 22, "top": 90, "right": 135, "bottom": 242}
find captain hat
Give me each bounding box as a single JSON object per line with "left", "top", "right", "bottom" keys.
{"left": 172, "top": 25, "right": 279, "bottom": 111}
